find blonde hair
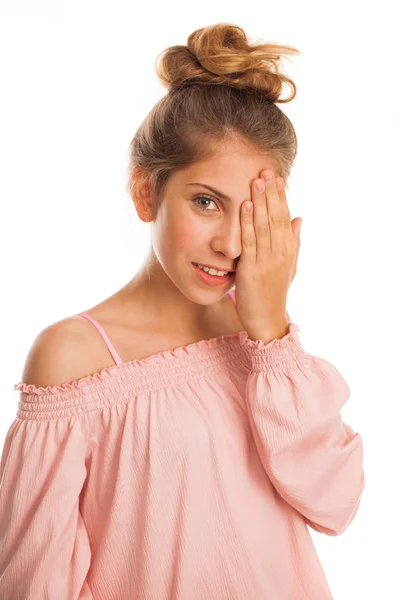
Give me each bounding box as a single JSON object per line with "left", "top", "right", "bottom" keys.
{"left": 126, "top": 23, "right": 301, "bottom": 216}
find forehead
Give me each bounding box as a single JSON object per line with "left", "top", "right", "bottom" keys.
{"left": 174, "top": 141, "right": 280, "bottom": 184}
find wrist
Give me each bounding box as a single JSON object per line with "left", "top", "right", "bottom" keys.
{"left": 247, "top": 318, "right": 290, "bottom": 345}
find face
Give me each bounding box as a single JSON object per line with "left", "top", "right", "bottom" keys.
{"left": 133, "top": 142, "right": 278, "bottom": 314}
{"left": 138, "top": 139, "right": 280, "bottom": 306}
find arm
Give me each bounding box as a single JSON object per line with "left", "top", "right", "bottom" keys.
{"left": 241, "top": 321, "right": 365, "bottom": 536}
{"left": 0, "top": 322, "right": 93, "bottom": 598}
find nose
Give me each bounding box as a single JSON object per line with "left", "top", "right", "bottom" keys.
{"left": 210, "top": 217, "right": 242, "bottom": 262}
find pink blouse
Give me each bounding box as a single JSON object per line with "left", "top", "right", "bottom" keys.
{"left": 0, "top": 290, "right": 365, "bottom": 599}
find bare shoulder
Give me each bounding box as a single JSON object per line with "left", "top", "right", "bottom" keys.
{"left": 20, "top": 315, "right": 115, "bottom": 388}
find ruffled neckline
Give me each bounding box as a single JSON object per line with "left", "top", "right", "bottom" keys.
{"left": 14, "top": 329, "right": 250, "bottom": 396}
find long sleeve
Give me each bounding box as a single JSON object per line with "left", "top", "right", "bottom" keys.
{"left": 0, "top": 413, "right": 93, "bottom": 599}
{"left": 241, "top": 321, "right": 365, "bottom": 537}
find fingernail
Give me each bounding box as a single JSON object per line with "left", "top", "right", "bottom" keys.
{"left": 255, "top": 180, "right": 265, "bottom": 192}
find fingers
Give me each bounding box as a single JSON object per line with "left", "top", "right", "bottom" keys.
{"left": 240, "top": 168, "right": 294, "bottom": 264}
{"left": 240, "top": 196, "right": 257, "bottom": 262}
{"left": 240, "top": 176, "right": 273, "bottom": 264}
{"left": 260, "top": 170, "right": 293, "bottom": 258}
{"left": 252, "top": 178, "right": 270, "bottom": 260}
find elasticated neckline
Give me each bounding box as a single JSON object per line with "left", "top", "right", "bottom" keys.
{"left": 12, "top": 322, "right": 304, "bottom": 421}
{"left": 12, "top": 330, "right": 257, "bottom": 421}
{"left": 13, "top": 287, "right": 301, "bottom": 421}
{"left": 13, "top": 288, "right": 245, "bottom": 396}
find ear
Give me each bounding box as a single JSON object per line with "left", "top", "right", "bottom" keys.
{"left": 131, "top": 167, "right": 154, "bottom": 223}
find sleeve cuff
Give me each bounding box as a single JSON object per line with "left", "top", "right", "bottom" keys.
{"left": 239, "top": 321, "right": 307, "bottom": 372}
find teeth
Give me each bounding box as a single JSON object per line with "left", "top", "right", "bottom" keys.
{"left": 195, "top": 263, "right": 229, "bottom": 276}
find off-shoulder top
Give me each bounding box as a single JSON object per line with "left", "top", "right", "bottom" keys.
{"left": 0, "top": 289, "right": 365, "bottom": 599}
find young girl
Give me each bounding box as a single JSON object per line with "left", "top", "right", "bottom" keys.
{"left": 0, "top": 23, "right": 365, "bottom": 600}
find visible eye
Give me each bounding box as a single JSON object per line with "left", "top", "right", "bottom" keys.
{"left": 193, "top": 195, "right": 219, "bottom": 212}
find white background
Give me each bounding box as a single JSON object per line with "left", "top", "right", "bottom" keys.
{"left": 1, "top": 1, "right": 399, "bottom": 598}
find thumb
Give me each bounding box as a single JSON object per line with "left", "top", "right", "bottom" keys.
{"left": 292, "top": 218, "right": 302, "bottom": 242}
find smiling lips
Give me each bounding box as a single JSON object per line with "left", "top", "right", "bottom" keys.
{"left": 192, "top": 263, "right": 235, "bottom": 287}
{"left": 193, "top": 262, "right": 235, "bottom": 273}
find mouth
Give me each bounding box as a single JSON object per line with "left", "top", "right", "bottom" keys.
{"left": 192, "top": 262, "right": 235, "bottom": 286}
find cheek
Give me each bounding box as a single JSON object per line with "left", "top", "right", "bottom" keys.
{"left": 153, "top": 203, "right": 213, "bottom": 267}
{"left": 177, "top": 221, "right": 200, "bottom": 249}
{"left": 165, "top": 212, "right": 207, "bottom": 251}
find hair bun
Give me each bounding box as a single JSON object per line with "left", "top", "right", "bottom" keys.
{"left": 156, "top": 23, "right": 300, "bottom": 102}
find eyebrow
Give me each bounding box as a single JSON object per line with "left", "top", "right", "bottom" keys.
{"left": 186, "top": 183, "right": 232, "bottom": 202}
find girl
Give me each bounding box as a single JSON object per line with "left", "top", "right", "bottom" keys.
{"left": 0, "top": 23, "right": 365, "bottom": 600}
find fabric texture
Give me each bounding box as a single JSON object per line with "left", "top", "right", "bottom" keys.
{"left": 0, "top": 290, "right": 365, "bottom": 599}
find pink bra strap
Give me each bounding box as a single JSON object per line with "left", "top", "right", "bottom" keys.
{"left": 227, "top": 287, "right": 292, "bottom": 322}
{"left": 78, "top": 312, "right": 124, "bottom": 366}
